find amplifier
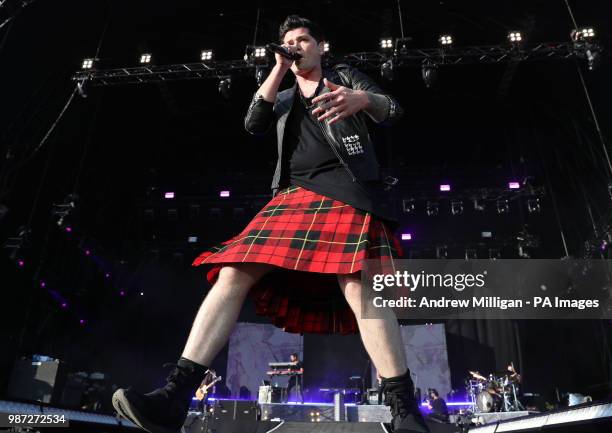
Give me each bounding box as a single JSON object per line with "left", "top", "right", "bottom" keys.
{"left": 7, "top": 357, "right": 67, "bottom": 404}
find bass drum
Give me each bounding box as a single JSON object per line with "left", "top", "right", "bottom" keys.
{"left": 476, "top": 390, "right": 500, "bottom": 413}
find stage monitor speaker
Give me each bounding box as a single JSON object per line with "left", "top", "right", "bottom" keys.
{"left": 213, "top": 400, "right": 258, "bottom": 422}
{"left": 7, "top": 357, "right": 67, "bottom": 404}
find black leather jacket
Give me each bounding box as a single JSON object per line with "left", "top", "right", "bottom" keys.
{"left": 244, "top": 64, "right": 404, "bottom": 194}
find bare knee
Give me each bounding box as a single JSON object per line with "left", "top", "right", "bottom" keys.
{"left": 338, "top": 273, "right": 363, "bottom": 308}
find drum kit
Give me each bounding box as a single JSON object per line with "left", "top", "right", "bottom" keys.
{"left": 466, "top": 369, "right": 524, "bottom": 413}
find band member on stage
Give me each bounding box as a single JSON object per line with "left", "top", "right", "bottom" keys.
{"left": 286, "top": 353, "right": 304, "bottom": 403}
{"left": 113, "top": 15, "right": 429, "bottom": 433}
{"left": 195, "top": 369, "right": 217, "bottom": 413}
{"left": 507, "top": 362, "right": 521, "bottom": 383}
{"left": 425, "top": 389, "right": 449, "bottom": 423}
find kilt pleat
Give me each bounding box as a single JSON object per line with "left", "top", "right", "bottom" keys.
{"left": 192, "top": 186, "right": 401, "bottom": 334}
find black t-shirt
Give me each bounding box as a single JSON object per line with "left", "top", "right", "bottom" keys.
{"left": 281, "top": 81, "right": 396, "bottom": 223}
{"left": 289, "top": 361, "right": 303, "bottom": 372}
{"left": 431, "top": 398, "right": 449, "bottom": 416}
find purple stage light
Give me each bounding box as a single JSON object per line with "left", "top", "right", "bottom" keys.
{"left": 17, "top": 260, "right": 24, "bottom": 267}
{"left": 120, "top": 290, "right": 125, "bottom": 296}
{"left": 85, "top": 249, "right": 91, "bottom": 256}
{"left": 65, "top": 226, "right": 72, "bottom": 233}
{"left": 219, "top": 190, "right": 230, "bottom": 198}
{"left": 508, "top": 181, "right": 520, "bottom": 189}
{"left": 401, "top": 233, "right": 412, "bottom": 240}
{"left": 105, "top": 272, "right": 110, "bottom": 279}
{"left": 164, "top": 192, "right": 175, "bottom": 199}
{"left": 40, "top": 281, "right": 46, "bottom": 288}
{"left": 439, "top": 184, "right": 451, "bottom": 192}
{"left": 79, "top": 319, "right": 85, "bottom": 325}
{"left": 61, "top": 302, "right": 68, "bottom": 309}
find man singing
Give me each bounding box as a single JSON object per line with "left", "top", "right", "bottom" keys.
{"left": 112, "top": 15, "right": 428, "bottom": 433}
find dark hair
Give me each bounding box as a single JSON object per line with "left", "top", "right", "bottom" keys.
{"left": 290, "top": 352, "right": 299, "bottom": 359}
{"left": 279, "top": 15, "right": 324, "bottom": 43}
{"left": 429, "top": 389, "right": 439, "bottom": 397}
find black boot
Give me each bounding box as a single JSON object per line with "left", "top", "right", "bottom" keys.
{"left": 112, "top": 357, "right": 207, "bottom": 433}
{"left": 381, "top": 370, "right": 430, "bottom": 433}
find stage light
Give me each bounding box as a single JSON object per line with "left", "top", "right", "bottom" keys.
{"left": 105, "top": 272, "right": 110, "bottom": 279}
{"left": 572, "top": 27, "right": 596, "bottom": 41}
{"left": 380, "top": 38, "right": 393, "bottom": 50}
{"left": 61, "top": 302, "right": 68, "bottom": 309}
{"left": 323, "top": 42, "right": 330, "bottom": 53}
{"left": 120, "top": 291, "right": 125, "bottom": 296}
{"left": 254, "top": 46, "right": 266, "bottom": 58}
{"left": 426, "top": 201, "right": 439, "bottom": 216}
{"left": 402, "top": 199, "right": 416, "bottom": 214}
{"left": 508, "top": 31, "right": 523, "bottom": 43}
{"left": 164, "top": 192, "right": 175, "bottom": 199}
{"left": 440, "top": 184, "right": 451, "bottom": 192}
{"left": 219, "top": 190, "right": 230, "bottom": 198}
{"left": 188, "top": 236, "right": 198, "bottom": 243}
{"left": 40, "top": 281, "right": 46, "bottom": 288}
{"left": 497, "top": 199, "right": 509, "bottom": 214}
{"left": 401, "top": 233, "right": 412, "bottom": 240}
{"left": 139, "top": 53, "right": 152, "bottom": 64}
{"left": 508, "top": 181, "right": 520, "bottom": 189}
{"left": 79, "top": 319, "right": 86, "bottom": 325}
{"left": 439, "top": 34, "right": 453, "bottom": 46}
{"left": 481, "top": 231, "right": 493, "bottom": 238}
{"left": 527, "top": 197, "right": 541, "bottom": 213}
{"left": 140, "top": 292, "right": 144, "bottom": 296}
{"left": 81, "top": 58, "right": 94, "bottom": 69}
{"left": 200, "top": 49, "right": 213, "bottom": 61}
{"left": 85, "top": 249, "right": 91, "bottom": 256}
{"left": 451, "top": 200, "right": 464, "bottom": 215}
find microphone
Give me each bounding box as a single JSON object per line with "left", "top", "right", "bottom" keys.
{"left": 265, "top": 43, "right": 302, "bottom": 61}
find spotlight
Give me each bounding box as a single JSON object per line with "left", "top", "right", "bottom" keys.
{"left": 439, "top": 34, "right": 453, "bottom": 46}
{"left": 439, "top": 184, "right": 451, "bottom": 192}
{"left": 508, "top": 31, "right": 523, "bottom": 43}
{"left": 218, "top": 76, "right": 232, "bottom": 99}
{"left": 187, "top": 236, "right": 198, "bottom": 243}
{"left": 323, "top": 41, "right": 330, "bottom": 53}
{"left": 426, "top": 201, "right": 439, "bottom": 216}
{"left": 139, "top": 53, "right": 152, "bottom": 64}
{"left": 219, "top": 190, "right": 230, "bottom": 198}
{"left": 164, "top": 192, "right": 175, "bottom": 199}
{"left": 380, "top": 59, "right": 394, "bottom": 81}
{"left": 527, "top": 197, "right": 541, "bottom": 213}
{"left": 380, "top": 37, "right": 394, "bottom": 50}
{"left": 451, "top": 200, "right": 464, "bottom": 216}
{"left": 200, "top": 49, "right": 213, "bottom": 61}
{"left": 254, "top": 46, "right": 267, "bottom": 58}
{"left": 508, "top": 181, "right": 520, "bottom": 189}
{"left": 401, "top": 233, "right": 412, "bottom": 240}
{"left": 572, "top": 27, "right": 596, "bottom": 41}
{"left": 421, "top": 62, "right": 438, "bottom": 88}
{"left": 496, "top": 199, "right": 509, "bottom": 214}
{"left": 481, "top": 231, "right": 493, "bottom": 238}
{"left": 81, "top": 58, "right": 94, "bottom": 69}
{"left": 402, "top": 199, "right": 416, "bottom": 214}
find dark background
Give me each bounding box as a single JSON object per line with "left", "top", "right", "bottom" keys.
{"left": 0, "top": 0, "right": 611, "bottom": 410}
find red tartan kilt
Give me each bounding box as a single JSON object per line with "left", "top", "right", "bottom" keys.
{"left": 192, "top": 185, "right": 402, "bottom": 334}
